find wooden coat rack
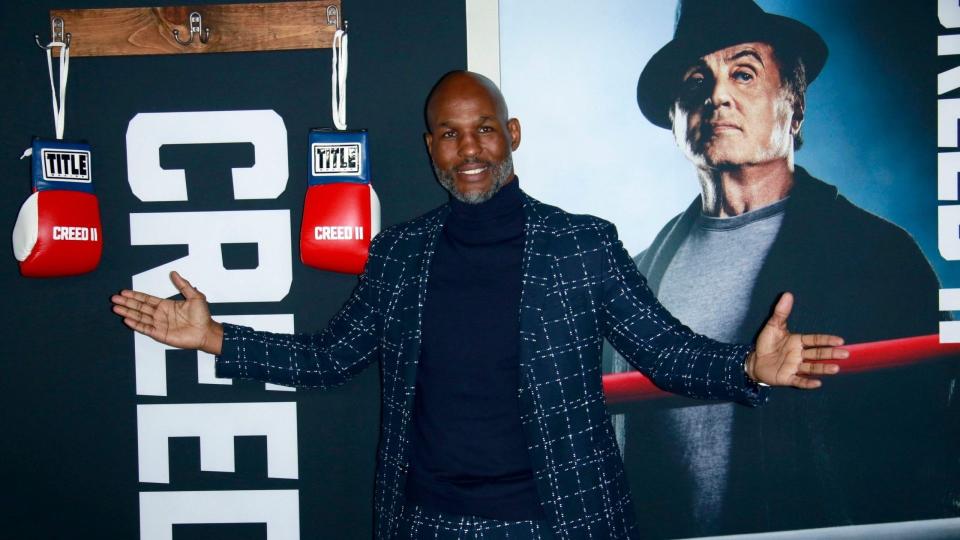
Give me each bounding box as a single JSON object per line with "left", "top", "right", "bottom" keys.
{"left": 37, "top": 1, "right": 343, "bottom": 57}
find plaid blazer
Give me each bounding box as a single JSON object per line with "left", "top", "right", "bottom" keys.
{"left": 217, "top": 193, "right": 763, "bottom": 539}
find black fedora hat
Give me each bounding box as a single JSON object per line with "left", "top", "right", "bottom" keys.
{"left": 637, "top": 0, "right": 828, "bottom": 129}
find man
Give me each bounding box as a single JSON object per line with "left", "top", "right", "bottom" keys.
{"left": 112, "top": 71, "right": 845, "bottom": 539}
{"left": 612, "top": 0, "right": 954, "bottom": 536}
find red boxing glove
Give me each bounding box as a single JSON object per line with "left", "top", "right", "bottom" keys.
{"left": 300, "top": 183, "right": 380, "bottom": 274}
{"left": 12, "top": 139, "right": 103, "bottom": 277}
{"left": 300, "top": 129, "right": 380, "bottom": 274}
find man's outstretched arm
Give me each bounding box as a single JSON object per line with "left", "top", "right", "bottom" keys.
{"left": 598, "top": 221, "right": 846, "bottom": 401}
{"left": 111, "top": 270, "right": 382, "bottom": 389}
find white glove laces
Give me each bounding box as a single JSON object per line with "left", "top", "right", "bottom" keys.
{"left": 47, "top": 40, "right": 70, "bottom": 140}
{"left": 331, "top": 29, "right": 348, "bottom": 130}
{"left": 21, "top": 40, "right": 70, "bottom": 160}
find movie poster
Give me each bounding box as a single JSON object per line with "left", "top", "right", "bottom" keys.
{"left": 501, "top": 1, "right": 958, "bottom": 537}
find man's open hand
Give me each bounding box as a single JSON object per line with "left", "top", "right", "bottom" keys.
{"left": 746, "top": 292, "right": 847, "bottom": 389}
{"left": 111, "top": 271, "right": 223, "bottom": 355}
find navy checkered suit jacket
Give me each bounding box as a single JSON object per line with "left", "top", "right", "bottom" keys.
{"left": 217, "top": 192, "right": 763, "bottom": 539}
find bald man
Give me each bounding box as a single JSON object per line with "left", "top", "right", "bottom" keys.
{"left": 112, "top": 71, "right": 845, "bottom": 539}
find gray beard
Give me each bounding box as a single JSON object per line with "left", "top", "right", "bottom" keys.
{"left": 433, "top": 154, "right": 514, "bottom": 204}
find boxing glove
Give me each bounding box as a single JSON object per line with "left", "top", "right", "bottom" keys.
{"left": 300, "top": 129, "right": 380, "bottom": 274}
{"left": 12, "top": 138, "right": 103, "bottom": 277}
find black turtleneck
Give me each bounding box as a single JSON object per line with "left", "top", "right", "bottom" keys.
{"left": 406, "top": 178, "right": 544, "bottom": 520}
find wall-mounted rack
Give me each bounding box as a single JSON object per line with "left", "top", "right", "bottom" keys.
{"left": 36, "top": 1, "right": 342, "bottom": 57}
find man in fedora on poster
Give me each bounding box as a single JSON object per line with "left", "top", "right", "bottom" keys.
{"left": 610, "top": 0, "right": 954, "bottom": 536}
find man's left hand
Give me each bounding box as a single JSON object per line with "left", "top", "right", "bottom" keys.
{"left": 746, "top": 292, "right": 847, "bottom": 389}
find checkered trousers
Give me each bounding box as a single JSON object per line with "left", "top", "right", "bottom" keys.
{"left": 216, "top": 193, "right": 763, "bottom": 539}
{"left": 393, "top": 505, "right": 555, "bottom": 540}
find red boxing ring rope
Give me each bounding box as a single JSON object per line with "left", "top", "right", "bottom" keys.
{"left": 602, "top": 334, "right": 960, "bottom": 405}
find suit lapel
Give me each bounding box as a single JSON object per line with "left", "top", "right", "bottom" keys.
{"left": 400, "top": 205, "right": 449, "bottom": 410}
{"left": 518, "top": 195, "right": 552, "bottom": 370}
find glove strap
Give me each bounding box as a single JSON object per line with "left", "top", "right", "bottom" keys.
{"left": 44, "top": 40, "right": 70, "bottom": 140}
{"left": 331, "top": 29, "right": 348, "bottom": 130}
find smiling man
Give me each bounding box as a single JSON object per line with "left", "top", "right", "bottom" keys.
{"left": 112, "top": 70, "right": 848, "bottom": 539}
{"left": 610, "top": 0, "right": 949, "bottom": 536}
{"left": 425, "top": 72, "right": 519, "bottom": 204}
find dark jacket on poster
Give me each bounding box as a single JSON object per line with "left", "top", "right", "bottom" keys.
{"left": 216, "top": 192, "right": 765, "bottom": 539}
{"left": 621, "top": 167, "right": 958, "bottom": 536}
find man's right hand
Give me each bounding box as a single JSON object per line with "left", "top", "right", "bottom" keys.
{"left": 111, "top": 271, "right": 223, "bottom": 355}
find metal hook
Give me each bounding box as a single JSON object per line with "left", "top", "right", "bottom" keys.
{"left": 326, "top": 5, "right": 340, "bottom": 31}
{"left": 34, "top": 16, "right": 71, "bottom": 50}
{"left": 172, "top": 11, "right": 211, "bottom": 46}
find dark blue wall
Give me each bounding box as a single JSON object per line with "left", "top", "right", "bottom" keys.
{"left": 0, "top": 1, "right": 464, "bottom": 538}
